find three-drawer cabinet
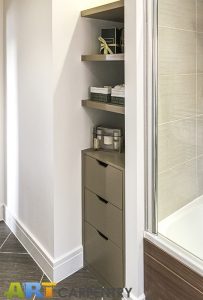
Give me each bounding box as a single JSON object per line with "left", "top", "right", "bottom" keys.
{"left": 82, "top": 149, "right": 125, "bottom": 288}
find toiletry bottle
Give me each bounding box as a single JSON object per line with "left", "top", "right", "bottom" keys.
{"left": 113, "top": 131, "right": 120, "bottom": 151}
{"left": 93, "top": 138, "right": 100, "bottom": 151}
{"left": 97, "top": 128, "right": 103, "bottom": 149}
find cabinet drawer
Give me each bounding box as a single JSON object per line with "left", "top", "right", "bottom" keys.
{"left": 84, "top": 189, "right": 123, "bottom": 248}
{"left": 84, "top": 222, "right": 124, "bottom": 288}
{"left": 84, "top": 155, "right": 123, "bottom": 209}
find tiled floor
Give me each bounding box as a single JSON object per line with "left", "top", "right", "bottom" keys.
{"left": 0, "top": 222, "right": 122, "bottom": 300}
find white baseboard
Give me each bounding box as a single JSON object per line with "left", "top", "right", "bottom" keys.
{"left": 54, "top": 246, "right": 83, "bottom": 283}
{"left": 132, "top": 293, "right": 145, "bottom": 300}
{"left": 4, "top": 205, "right": 83, "bottom": 283}
{"left": 123, "top": 291, "right": 145, "bottom": 300}
{"left": 4, "top": 205, "right": 54, "bottom": 280}
{"left": 0, "top": 204, "right": 4, "bottom": 221}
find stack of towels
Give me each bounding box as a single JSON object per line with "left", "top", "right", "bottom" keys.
{"left": 111, "top": 84, "right": 125, "bottom": 98}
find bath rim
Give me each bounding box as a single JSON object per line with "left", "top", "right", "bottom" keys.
{"left": 144, "top": 231, "right": 203, "bottom": 278}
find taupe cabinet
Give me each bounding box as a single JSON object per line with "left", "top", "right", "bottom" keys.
{"left": 82, "top": 149, "right": 125, "bottom": 288}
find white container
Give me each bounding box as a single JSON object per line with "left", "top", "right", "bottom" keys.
{"left": 90, "top": 87, "right": 112, "bottom": 94}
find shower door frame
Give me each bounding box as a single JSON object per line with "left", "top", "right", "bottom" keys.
{"left": 146, "top": 0, "right": 158, "bottom": 235}
{"left": 145, "top": 0, "right": 203, "bottom": 277}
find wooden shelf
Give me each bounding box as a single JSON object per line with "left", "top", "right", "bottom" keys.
{"left": 82, "top": 100, "right": 125, "bottom": 115}
{"left": 81, "top": 1, "right": 124, "bottom": 22}
{"left": 81, "top": 54, "right": 124, "bottom": 62}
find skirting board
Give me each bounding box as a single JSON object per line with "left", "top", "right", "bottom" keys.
{"left": 4, "top": 205, "right": 83, "bottom": 283}
{"left": 123, "top": 291, "right": 145, "bottom": 300}
{"left": 0, "top": 204, "right": 4, "bottom": 221}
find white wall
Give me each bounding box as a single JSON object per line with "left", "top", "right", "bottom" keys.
{"left": 5, "top": 0, "right": 54, "bottom": 257}
{"left": 53, "top": 0, "right": 124, "bottom": 259}
{"left": 4, "top": 0, "right": 124, "bottom": 277}
{"left": 0, "top": 0, "right": 4, "bottom": 219}
{"left": 4, "top": 0, "right": 146, "bottom": 294}
{"left": 125, "top": 0, "right": 145, "bottom": 299}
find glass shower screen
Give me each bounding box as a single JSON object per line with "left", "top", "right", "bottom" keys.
{"left": 148, "top": 0, "right": 203, "bottom": 261}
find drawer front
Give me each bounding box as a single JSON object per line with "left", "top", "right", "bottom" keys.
{"left": 84, "top": 155, "right": 123, "bottom": 209}
{"left": 85, "top": 189, "right": 123, "bottom": 248}
{"left": 84, "top": 222, "right": 124, "bottom": 288}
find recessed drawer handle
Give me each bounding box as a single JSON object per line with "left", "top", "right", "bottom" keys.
{"left": 96, "top": 160, "right": 108, "bottom": 168}
{"left": 97, "top": 230, "right": 108, "bottom": 241}
{"left": 97, "top": 195, "right": 108, "bottom": 204}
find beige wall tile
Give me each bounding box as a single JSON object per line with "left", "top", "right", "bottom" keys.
{"left": 159, "top": 0, "right": 196, "bottom": 31}
{"left": 197, "top": 116, "right": 203, "bottom": 156}
{"left": 158, "top": 160, "right": 197, "bottom": 220}
{"left": 197, "top": 33, "right": 203, "bottom": 73}
{"left": 197, "top": 74, "right": 203, "bottom": 114}
{"left": 158, "top": 118, "right": 196, "bottom": 173}
{"left": 157, "top": 0, "right": 203, "bottom": 222}
{"left": 159, "top": 74, "right": 196, "bottom": 124}
{"left": 159, "top": 28, "right": 196, "bottom": 75}
{"left": 197, "top": 0, "right": 203, "bottom": 32}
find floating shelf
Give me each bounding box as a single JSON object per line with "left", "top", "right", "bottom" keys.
{"left": 81, "top": 54, "right": 124, "bottom": 62}
{"left": 81, "top": 1, "right": 124, "bottom": 22}
{"left": 82, "top": 100, "right": 125, "bottom": 115}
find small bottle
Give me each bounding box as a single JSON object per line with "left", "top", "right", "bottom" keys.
{"left": 113, "top": 132, "right": 120, "bottom": 151}
{"left": 93, "top": 138, "right": 100, "bottom": 151}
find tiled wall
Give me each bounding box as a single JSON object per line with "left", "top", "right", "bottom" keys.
{"left": 158, "top": 0, "right": 203, "bottom": 220}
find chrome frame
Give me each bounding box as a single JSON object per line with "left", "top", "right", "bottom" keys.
{"left": 146, "top": 0, "right": 158, "bottom": 234}
{"left": 151, "top": 0, "right": 158, "bottom": 234}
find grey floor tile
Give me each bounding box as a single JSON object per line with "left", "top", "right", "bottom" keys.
{"left": 41, "top": 269, "right": 102, "bottom": 299}
{"left": 0, "top": 253, "right": 43, "bottom": 298}
{"left": 57, "top": 267, "right": 103, "bottom": 288}
{"left": 0, "top": 222, "right": 122, "bottom": 300}
{"left": 0, "top": 222, "right": 11, "bottom": 247}
{"left": 41, "top": 268, "right": 122, "bottom": 300}
{"left": 0, "top": 233, "right": 27, "bottom": 254}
